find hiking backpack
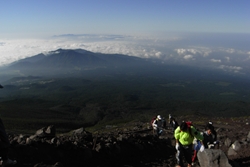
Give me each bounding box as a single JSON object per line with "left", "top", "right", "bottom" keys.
{"left": 186, "top": 121, "right": 193, "bottom": 128}
{"left": 151, "top": 117, "right": 156, "bottom": 125}
{"left": 186, "top": 121, "right": 194, "bottom": 137}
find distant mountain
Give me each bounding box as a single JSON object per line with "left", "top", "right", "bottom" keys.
{"left": 4, "top": 48, "right": 151, "bottom": 77}
{"left": 1, "top": 48, "right": 247, "bottom": 85}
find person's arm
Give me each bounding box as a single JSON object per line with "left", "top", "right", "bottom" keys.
{"left": 174, "top": 127, "right": 184, "bottom": 150}
{"left": 174, "top": 126, "right": 181, "bottom": 139}
{"left": 192, "top": 127, "right": 204, "bottom": 141}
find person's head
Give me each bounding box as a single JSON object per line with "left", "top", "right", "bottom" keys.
{"left": 157, "top": 115, "right": 162, "bottom": 120}
{"left": 205, "top": 124, "right": 214, "bottom": 135}
{"left": 180, "top": 121, "right": 188, "bottom": 131}
{"left": 171, "top": 118, "right": 175, "bottom": 122}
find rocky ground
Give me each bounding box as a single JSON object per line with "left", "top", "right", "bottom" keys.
{"left": 4, "top": 116, "right": 250, "bottom": 167}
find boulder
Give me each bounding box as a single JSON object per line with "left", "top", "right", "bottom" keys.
{"left": 35, "top": 127, "right": 46, "bottom": 137}
{"left": 227, "top": 147, "right": 237, "bottom": 156}
{"left": 247, "top": 131, "right": 250, "bottom": 141}
{"left": 224, "top": 138, "right": 232, "bottom": 147}
{"left": 197, "top": 149, "right": 232, "bottom": 167}
{"left": 31, "top": 125, "right": 56, "bottom": 139}
{"left": 231, "top": 140, "right": 241, "bottom": 151}
{"left": 72, "top": 127, "right": 85, "bottom": 134}
{"left": 45, "top": 125, "right": 56, "bottom": 137}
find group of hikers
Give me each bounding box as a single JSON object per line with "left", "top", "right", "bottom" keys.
{"left": 151, "top": 114, "right": 179, "bottom": 136}
{"left": 151, "top": 114, "right": 219, "bottom": 167}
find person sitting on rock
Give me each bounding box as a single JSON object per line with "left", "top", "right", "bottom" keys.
{"left": 152, "top": 115, "right": 163, "bottom": 137}
{"left": 174, "top": 121, "right": 204, "bottom": 167}
{"left": 192, "top": 121, "right": 219, "bottom": 165}
{"left": 0, "top": 118, "right": 17, "bottom": 166}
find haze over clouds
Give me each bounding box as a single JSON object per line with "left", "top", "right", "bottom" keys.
{"left": 1, "top": 0, "right": 250, "bottom": 75}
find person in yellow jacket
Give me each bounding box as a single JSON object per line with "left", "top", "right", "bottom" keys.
{"left": 174, "top": 121, "right": 204, "bottom": 167}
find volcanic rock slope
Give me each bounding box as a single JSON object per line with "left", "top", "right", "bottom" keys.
{"left": 5, "top": 116, "right": 250, "bottom": 167}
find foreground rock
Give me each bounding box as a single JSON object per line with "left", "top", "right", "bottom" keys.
{"left": 8, "top": 125, "right": 176, "bottom": 167}
{"left": 197, "top": 149, "right": 232, "bottom": 167}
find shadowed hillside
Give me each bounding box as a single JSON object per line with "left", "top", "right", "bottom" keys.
{"left": 0, "top": 49, "right": 249, "bottom": 134}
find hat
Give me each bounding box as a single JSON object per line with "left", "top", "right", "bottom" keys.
{"left": 157, "top": 115, "right": 162, "bottom": 120}
{"left": 206, "top": 123, "right": 214, "bottom": 131}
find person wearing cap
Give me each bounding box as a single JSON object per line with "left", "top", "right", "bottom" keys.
{"left": 203, "top": 122, "right": 219, "bottom": 149}
{"left": 191, "top": 122, "right": 219, "bottom": 165}
{"left": 152, "top": 115, "right": 163, "bottom": 137}
{"left": 207, "top": 121, "right": 217, "bottom": 142}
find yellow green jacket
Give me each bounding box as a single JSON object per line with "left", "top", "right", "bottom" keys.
{"left": 174, "top": 126, "right": 203, "bottom": 145}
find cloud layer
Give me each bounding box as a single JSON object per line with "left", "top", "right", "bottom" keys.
{"left": 1, "top": 33, "right": 250, "bottom": 75}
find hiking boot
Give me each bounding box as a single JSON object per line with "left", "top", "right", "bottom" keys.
{"left": 2, "top": 158, "right": 17, "bottom": 166}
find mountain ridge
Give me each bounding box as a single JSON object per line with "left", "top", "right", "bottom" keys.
{"left": 3, "top": 48, "right": 152, "bottom": 78}
{"left": 1, "top": 48, "right": 249, "bottom": 87}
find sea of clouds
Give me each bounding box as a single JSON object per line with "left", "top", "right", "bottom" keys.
{"left": 0, "top": 33, "right": 249, "bottom": 75}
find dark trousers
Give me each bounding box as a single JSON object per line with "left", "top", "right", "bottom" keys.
{"left": 0, "top": 118, "right": 10, "bottom": 160}
{"left": 176, "top": 143, "right": 192, "bottom": 166}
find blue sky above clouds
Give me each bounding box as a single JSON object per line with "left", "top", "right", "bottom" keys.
{"left": 1, "top": 0, "right": 249, "bottom": 37}
{"left": 0, "top": 0, "right": 250, "bottom": 75}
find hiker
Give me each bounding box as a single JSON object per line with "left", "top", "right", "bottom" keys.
{"left": 162, "top": 117, "right": 166, "bottom": 129}
{"left": 170, "top": 117, "right": 179, "bottom": 133}
{"left": 204, "top": 122, "right": 218, "bottom": 148}
{"left": 207, "top": 121, "right": 217, "bottom": 143}
{"left": 174, "top": 121, "right": 204, "bottom": 167}
{"left": 168, "top": 114, "right": 172, "bottom": 125}
{"left": 192, "top": 121, "right": 219, "bottom": 165}
{"left": 0, "top": 118, "right": 17, "bottom": 166}
{"left": 152, "top": 115, "right": 163, "bottom": 136}
{"left": 151, "top": 116, "right": 157, "bottom": 134}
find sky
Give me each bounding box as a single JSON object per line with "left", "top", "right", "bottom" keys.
{"left": 0, "top": 0, "right": 250, "bottom": 75}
